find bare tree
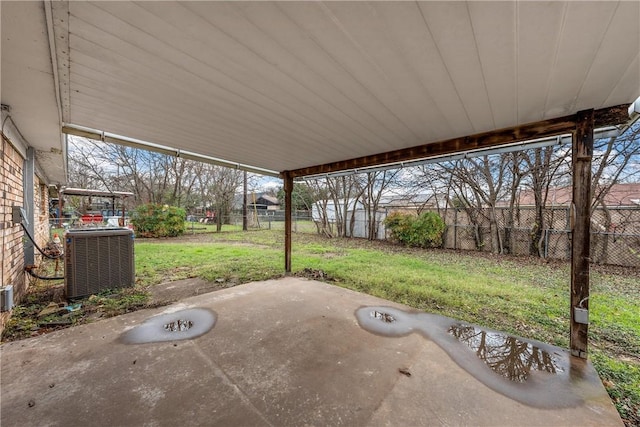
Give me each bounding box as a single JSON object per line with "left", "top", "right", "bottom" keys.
{"left": 325, "top": 175, "right": 366, "bottom": 238}
{"left": 362, "top": 169, "right": 401, "bottom": 240}
{"left": 438, "top": 154, "right": 514, "bottom": 253}
{"left": 306, "top": 179, "right": 334, "bottom": 237}
{"left": 68, "top": 137, "right": 175, "bottom": 205}
{"left": 521, "top": 145, "right": 571, "bottom": 256}
{"left": 67, "top": 136, "right": 116, "bottom": 191}
{"left": 196, "top": 164, "right": 242, "bottom": 232}
{"left": 166, "top": 157, "right": 200, "bottom": 209}
{"left": 68, "top": 137, "right": 247, "bottom": 219}
{"left": 501, "top": 152, "right": 527, "bottom": 255}
{"left": 592, "top": 123, "right": 640, "bottom": 210}
{"left": 409, "top": 166, "right": 454, "bottom": 214}
{"left": 589, "top": 123, "right": 640, "bottom": 258}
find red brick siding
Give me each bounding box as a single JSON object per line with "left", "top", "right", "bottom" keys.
{"left": 1, "top": 136, "right": 51, "bottom": 334}
{"left": 1, "top": 136, "right": 27, "bottom": 332}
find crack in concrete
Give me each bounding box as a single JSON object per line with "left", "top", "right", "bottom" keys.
{"left": 188, "top": 341, "right": 274, "bottom": 427}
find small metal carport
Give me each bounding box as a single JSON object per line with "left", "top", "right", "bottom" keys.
{"left": 2, "top": 0, "right": 639, "bottom": 358}
{"left": 59, "top": 187, "right": 134, "bottom": 226}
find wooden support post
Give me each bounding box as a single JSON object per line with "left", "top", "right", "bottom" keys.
{"left": 570, "top": 109, "right": 594, "bottom": 359}
{"left": 283, "top": 172, "right": 293, "bottom": 273}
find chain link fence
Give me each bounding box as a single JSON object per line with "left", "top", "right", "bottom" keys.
{"left": 430, "top": 206, "right": 640, "bottom": 268}
{"left": 184, "top": 211, "right": 316, "bottom": 233}
{"left": 110, "top": 204, "right": 638, "bottom": 268}
{"left": 288, "top": 204, "right": 640, "bottom": 268}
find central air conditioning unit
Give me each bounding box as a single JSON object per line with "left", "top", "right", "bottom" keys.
{"left": 64, "top": 228, "right": 135, "bottom": 298}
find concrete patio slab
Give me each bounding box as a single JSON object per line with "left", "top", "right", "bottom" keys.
{"left": 1, "top": 278, "right": 623, "bottom": 426}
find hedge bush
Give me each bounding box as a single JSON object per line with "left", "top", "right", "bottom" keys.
{"left": 384, "top": 211, "right": 446, "bottom": 248}
{"left": 131, "top": 204, "right": 186, "bottom": 238}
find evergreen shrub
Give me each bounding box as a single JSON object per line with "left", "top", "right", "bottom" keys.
{"left": 131, "top": 204, "right": 186, "bottom": 237}
{"left": 384, "top": 211, "right": 446, "bottom": 248}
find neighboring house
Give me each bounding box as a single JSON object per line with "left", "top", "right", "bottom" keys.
{"left": 379, "top": 192, "right": 441, "bottom": 213}
{"left": 253, "top": 194, "right": 280, "bottom": 212}
{"left": 234, "top": 193, "right": 280, "bottom": 213}
{"left": 516, "top": 183, "right": 640, "bottom": 207}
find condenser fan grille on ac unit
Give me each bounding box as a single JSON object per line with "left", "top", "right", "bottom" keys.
{"left": 64, "top": 228, "right": 135, "bottom": 298}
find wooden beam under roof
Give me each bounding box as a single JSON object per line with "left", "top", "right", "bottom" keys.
{"left": 286, "top": 104, "right": 629, "bottom": 179}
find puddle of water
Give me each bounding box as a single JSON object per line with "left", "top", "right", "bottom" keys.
{"left": 121, "top": 308, "right": 216, "bottom": 344}
{"left": 355, "top": 305, "right": 596, "bottom": 409}
{"left": 355, "top": 306, "right": 424, "bottom": 337}
{"left": 448, "top": 324, "right": 563, "bottom": 383}
{"left": 164, "top": 319, "right": 193, "bottom": 332}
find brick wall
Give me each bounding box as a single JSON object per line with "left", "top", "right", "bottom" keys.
{"left": 1, "top": 135, "right": 27, "bottom": 332}
{"left": 1, "top": 136, "right": 51, "bottom": 334}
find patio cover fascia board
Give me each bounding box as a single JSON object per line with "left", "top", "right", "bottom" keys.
{"left": 60, "top": 187, "right": 134, "bottom": 199}
{"left": 284, "top": 104, "right": 630, "bottom": 179}
{"left": 61, "top": 124, "right": 280, "bottom": 178}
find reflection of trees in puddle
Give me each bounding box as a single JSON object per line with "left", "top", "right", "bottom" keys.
{"left": 371, "top": 310, "right": 396, "bottom": 323}
{"left": 449, "top": 324, "right": 560, "bottom": 382}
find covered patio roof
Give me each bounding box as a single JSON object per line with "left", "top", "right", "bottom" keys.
{"left": 2, "top": 1, "right": 638, "bottom": 182}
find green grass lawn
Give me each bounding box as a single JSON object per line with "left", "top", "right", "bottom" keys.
{"left": 135, "top": 228, "right": 639, "bottom": 425}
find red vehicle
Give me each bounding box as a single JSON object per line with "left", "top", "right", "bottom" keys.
{"left": 80, "top": 213, "right": 104, "bottom": 224}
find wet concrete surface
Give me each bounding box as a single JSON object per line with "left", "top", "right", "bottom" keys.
{"left": 120, "top": 308, "right": 216, "bottom": 344}
{"left": 0, "top": 278, "right": 623, "bottom": 426}
{"left": 356, "top": 306, "right": 606, "bottom": 410}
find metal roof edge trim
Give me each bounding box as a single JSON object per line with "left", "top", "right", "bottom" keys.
{"left": 60, "top": 187, "right": 134, "bottom": 198}
{"left": 62, "top": 124, "right": 280, "bottom": 178}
